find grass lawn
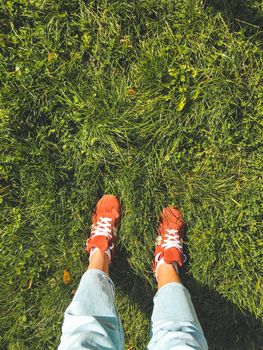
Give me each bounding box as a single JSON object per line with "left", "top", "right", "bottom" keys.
{"left": 0, "top": 0, "right": 263, "bottom": 349}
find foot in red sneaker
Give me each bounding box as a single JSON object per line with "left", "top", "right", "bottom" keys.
{"left": 153, "top": 207, "right": 185, "bottom": 278}
{"left": 86, "top": 195, "right": 121, "bottom": 263}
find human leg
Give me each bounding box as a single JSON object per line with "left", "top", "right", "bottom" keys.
{"left": 157, "top": 261, "right": 182, "bottom": 288}
{"left": 58, "top": 195, "right": 124, "bottom": 350}
{"left": 88, "top": 247, "right": 110, "bottom": 275}
{"left": 147, "top": 207, "right": 208, "bottom": 350}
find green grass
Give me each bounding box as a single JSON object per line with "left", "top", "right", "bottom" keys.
{"left": 0, "top": 0, "right": 263, "bottom": 349}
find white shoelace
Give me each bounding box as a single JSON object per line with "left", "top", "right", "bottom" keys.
{"left": 89, "top": 217, "right": 114, "bottom": 262}
{"left": 161, "top": 229, "right": 183, "bottom": 251}
{"left": 155, "top": 229, "right": 183, "bottom": 279}
{"left": 91, "top": 217, "right": 113, "bottom": 239}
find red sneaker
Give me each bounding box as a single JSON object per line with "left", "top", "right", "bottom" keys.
{"left": 153, "top": 207, "right": 186, "bottom": 275}
{"left": 86, "top": 195, "right": 121, "bottom": 262}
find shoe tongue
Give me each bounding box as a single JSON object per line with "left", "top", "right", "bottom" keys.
{"left": 89, "top": 236, "right": 109, "bottom": 251}
{"left": 164, "top": 248, "right": 183, "bottom": 267}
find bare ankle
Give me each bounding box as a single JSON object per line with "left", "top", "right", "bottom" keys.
{"left": 88, "top": 249, "right": 110, "bottom": 275}
{"left": 157, "top": 262, "right": 182, "bottom": 290}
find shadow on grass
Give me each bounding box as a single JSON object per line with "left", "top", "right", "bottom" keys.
{"left": 112, "top": 245, "right": 263, "bottom": 350}
{"left": 204, "top": 0, "right": 263, "bottom": 38}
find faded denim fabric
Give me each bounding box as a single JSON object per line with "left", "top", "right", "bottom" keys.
{"left": 147, "top": 282, "right": 208, "bottom": 350}
{"left": 58, "top": 269, "right": 124, "bottom": 350}
{"left": 58, "top": 270, "right": 208, "bottom": 350}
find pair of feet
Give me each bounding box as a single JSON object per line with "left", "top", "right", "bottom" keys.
{"left": 86, "top": 195, "right": 185, "bottom": 279}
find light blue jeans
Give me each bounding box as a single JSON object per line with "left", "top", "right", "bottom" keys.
{"left": 58, "top": 269, "right": 208, "bottom": 350}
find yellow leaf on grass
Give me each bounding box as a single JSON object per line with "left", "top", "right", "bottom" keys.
{"left": 128, "top": 88, "right": 136, "bottom": 95}
{"left": 177, "top": 96, "right": 186, "bottom": 112}
{"left": 120, "top": 36, "right": 132, "bottom": 47}
{"left": 27, "top": 279, "right": 33, "bottom": 289}
{"left": 48, "top": 52, "right": 58, "bottom": 61}
{"left": 63, "top": 270, "right": 71, "bottom": 285}
{"left": 256, "top": 279, "right": 261, "bottom": 291}
{"left": 192, "top": 89, "right": 200, "bottom": 100}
